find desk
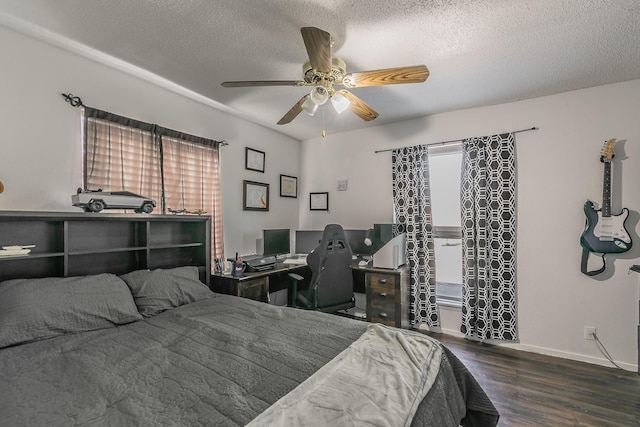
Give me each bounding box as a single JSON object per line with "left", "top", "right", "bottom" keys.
{"left": 211, "top": 262, "right": 309, "bottom": 303}
{"left": 212, "top": 261, "right": 410, "bottom": 329}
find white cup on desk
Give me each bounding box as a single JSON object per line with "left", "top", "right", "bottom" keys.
{"left": 223, "top": 261, "right": 232, "bottom": 274}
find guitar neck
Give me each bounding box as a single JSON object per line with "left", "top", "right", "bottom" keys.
{"left": 602, "top": 161, "right": 611, "bottom": 217}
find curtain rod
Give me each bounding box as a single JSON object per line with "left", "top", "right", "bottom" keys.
{"left": 374, "top": 126, "right": 539, "bottom": 154}
{"left": 61, "top": 92, "right": 228, "bottom": 146}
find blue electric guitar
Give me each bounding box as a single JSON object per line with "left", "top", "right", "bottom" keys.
{"left": 580, "top": 139, "right": 631, "bottom": 272}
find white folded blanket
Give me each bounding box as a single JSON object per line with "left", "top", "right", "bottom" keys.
{"left": 248, "top": 323, "right": 442, "bottom": 427}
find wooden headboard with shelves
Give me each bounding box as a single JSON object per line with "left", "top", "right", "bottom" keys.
{"left": 0, "top": 211, "right": 211, "bottom": 285}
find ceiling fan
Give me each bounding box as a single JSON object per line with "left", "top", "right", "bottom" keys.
{"left": 221, "top": 27, "right": 429, "bottom": 125}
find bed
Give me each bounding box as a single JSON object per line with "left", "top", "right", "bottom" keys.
{"left": 0, "top": 218, "right": 498, "bottom": 426}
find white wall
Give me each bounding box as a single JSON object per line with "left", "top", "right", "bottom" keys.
{"left": 300, "top": 80, "right": 640, "bottom": 370}
{"left": 0, "top": 26, "right": 301, "bottom": 259}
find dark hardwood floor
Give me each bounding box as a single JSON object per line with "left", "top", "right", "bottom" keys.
{"left": 426, "top": 332, "right": 640, "bottom": 426}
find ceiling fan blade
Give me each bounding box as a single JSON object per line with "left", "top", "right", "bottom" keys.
{"left": 221, "top": 80, "right": 304, "bottom": 88}
{"left": 341, "top": 91, "right": 379, "bottom": 122}
{"left": 301, "top": 27, "right": 332, "bottom": 73}
{"left": 277, "top": 95, "right": 309, "bottom": 125}
{"left": 342, "top": 65, "right": 429, "bottom": 88}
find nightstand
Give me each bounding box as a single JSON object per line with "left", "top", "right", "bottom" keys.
{"left": 365, "top": 265, "right": 410, "bottom": 328}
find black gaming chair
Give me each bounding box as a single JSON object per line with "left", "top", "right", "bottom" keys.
{"left": 289, "top": 224, "right": 355, "bottom": 313}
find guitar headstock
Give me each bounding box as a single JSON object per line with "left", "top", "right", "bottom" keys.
{"left": 600, "top": 138, "right": 617, "bottom": 163}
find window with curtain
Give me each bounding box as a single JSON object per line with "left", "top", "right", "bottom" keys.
{"left": 392, "top": 134, "right": 517, "bottom": 338}
{"left": 428, "top": 146, "right": 463, "bottom": 307}
{"left": 83, "top": 107, "right": 225, "bottom": 260}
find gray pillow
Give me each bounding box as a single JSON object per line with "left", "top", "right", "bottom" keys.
{"left": 120, "top": 266, "right": 212, "bottom": 317}
{"left": 0, "top": 273, "right": 143, "bottom": 348}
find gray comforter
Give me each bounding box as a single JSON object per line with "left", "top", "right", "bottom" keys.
{"left": 0, "top": 294, "right": 497, "bottom": 426}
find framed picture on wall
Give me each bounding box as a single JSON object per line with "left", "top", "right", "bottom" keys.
{"left": 245, "top": 147, "right": 265, "bottom": 173}
{"left": 243, "top": 180, "right": 269, "bottom": 211}
{"left": 310, "top": 192, "right": 329, "bottom": 211}
{"left": 280, "top": 174, "right": 298, "bottom": 198}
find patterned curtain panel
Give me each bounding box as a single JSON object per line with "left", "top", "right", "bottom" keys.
{"left": 460, "top": 133, "right": 517, "bottom": 340}
{"left": 392, "top": 146, "right": 439, "bottom": 327}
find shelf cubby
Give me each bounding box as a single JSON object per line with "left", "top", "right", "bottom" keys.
{"left": 0, "top": 211, "right": 211, "bottom": 285}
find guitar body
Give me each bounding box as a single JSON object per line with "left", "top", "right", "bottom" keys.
{"left": 580, "top": 200, "right": 632, "bottom": 253}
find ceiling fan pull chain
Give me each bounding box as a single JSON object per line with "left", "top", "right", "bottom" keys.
{"left": 322, "top": 109, "right": 326, "bottom": 138}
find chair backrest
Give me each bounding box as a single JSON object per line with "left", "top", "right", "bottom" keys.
{"left": 306, "top": 224, "right": 354, "bottom": 309}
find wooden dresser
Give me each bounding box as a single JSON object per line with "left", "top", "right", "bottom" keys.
{"left": 365, "top": 265, "right": 410, "bottom": 328}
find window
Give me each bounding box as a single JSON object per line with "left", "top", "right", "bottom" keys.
{"left": 82, "top": 107, "right": 224, "bottom": 259}
{"left": 428, "top": 145, "right": 462, "bottom": 307}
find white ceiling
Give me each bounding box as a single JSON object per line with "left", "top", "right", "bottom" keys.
{"left": 1, "top": 0, "right": 639, "bottom": 141}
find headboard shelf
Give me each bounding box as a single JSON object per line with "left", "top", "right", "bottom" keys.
{"left": 68, "top": 247, "right": 147, "bottom": 256}
{"left": 0, "top": 211, "right": 211, "bottom": 285}
{"left": 0, "top": 252, "right": 65, "bottom": 261}
{"left": 150, "top": 242, "right": 205, "bottom": 250}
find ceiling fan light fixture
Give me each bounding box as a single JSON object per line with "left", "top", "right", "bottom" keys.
{"left": 222, "top": 27, "right": 429, "bottom": 126}
{"left": 331, "top": 90, "right": 351, "bottom": 114}
{"left": 310, "top": 86, "right": 329, "bottom": 105}
{"left": 302, "top": 97, "right": 318, "bottom": 116}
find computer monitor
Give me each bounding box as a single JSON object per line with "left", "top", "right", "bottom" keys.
{"left": 263, "top": 229, "right": 290, "bottom": 256}
{"left": 343, "top": 229, "right": 372, "bottom": 256}
{"left": 294, "top": 230, "right": 323, "bottom": 254}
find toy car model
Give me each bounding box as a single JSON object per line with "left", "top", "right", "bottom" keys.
{"left": 72, "top": 189, "right": 156, "bottom": 213}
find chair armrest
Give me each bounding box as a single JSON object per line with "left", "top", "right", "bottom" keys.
{"left": 288, "top": 273, "right": 304, "bottom": 307}
{"left": 288, "top": 273, "right": 304, "bottom": 282}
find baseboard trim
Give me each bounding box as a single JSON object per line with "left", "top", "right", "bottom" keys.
{"left": 419, "top": 325, "right": 638, "bottom": 372}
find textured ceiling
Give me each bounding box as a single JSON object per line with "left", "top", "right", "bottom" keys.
{"left": 1, "top": 0, "right": 639, "bottom": 141}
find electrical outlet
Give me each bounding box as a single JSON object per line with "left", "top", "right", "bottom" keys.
{"left": 584, "top": 326, "right": 596, "bottom": 340}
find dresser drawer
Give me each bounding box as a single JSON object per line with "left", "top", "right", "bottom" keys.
{"left": 238, "top": 277, "right": 269, "bottom": 302}
{"left": 369, "top": 295, "right": 395, "bottom": 313}
{"left": 368, "top": 273, "right": 397, "bottom": 289}
{"left": 369, "top": 306, "right": 396, "bottom": 326}
{"left": 369, "top": 285, "right": 396, "bottom": 303}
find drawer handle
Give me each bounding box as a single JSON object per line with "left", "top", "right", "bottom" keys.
{"left": 379, "top": 312, "right": 388, "bottom": 319}
{"left": 378, "top": 292, "right": 387, "bottom": 298}
{"left": 377, "top": 278, "right": 387, "bottom": 284}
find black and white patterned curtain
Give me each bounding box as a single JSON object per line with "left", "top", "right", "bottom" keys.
{"left": 460, "top": 133, "right": 517, "bottom": 340}
{"left": 392, "top": 145, "right": 439, "bottom": 327}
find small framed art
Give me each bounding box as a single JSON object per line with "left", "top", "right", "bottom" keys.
{"left": 245, "top": 147, "right": 265, "bottom": 173}
{"left": 280, "top": 174, "right": 298, "bottom": 198}
{"left": 243, "top": 180, "right": 269, "bottom": 211}
{"left": 310, "top": 192, "right": 329, "bottom": 211}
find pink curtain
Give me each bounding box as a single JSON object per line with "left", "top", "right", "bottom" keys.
{"left": 162, "top": 136, "right": 224, "bottom": 259}
{"left": 84, "top": 108, "right": 225, "bottom": 262}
